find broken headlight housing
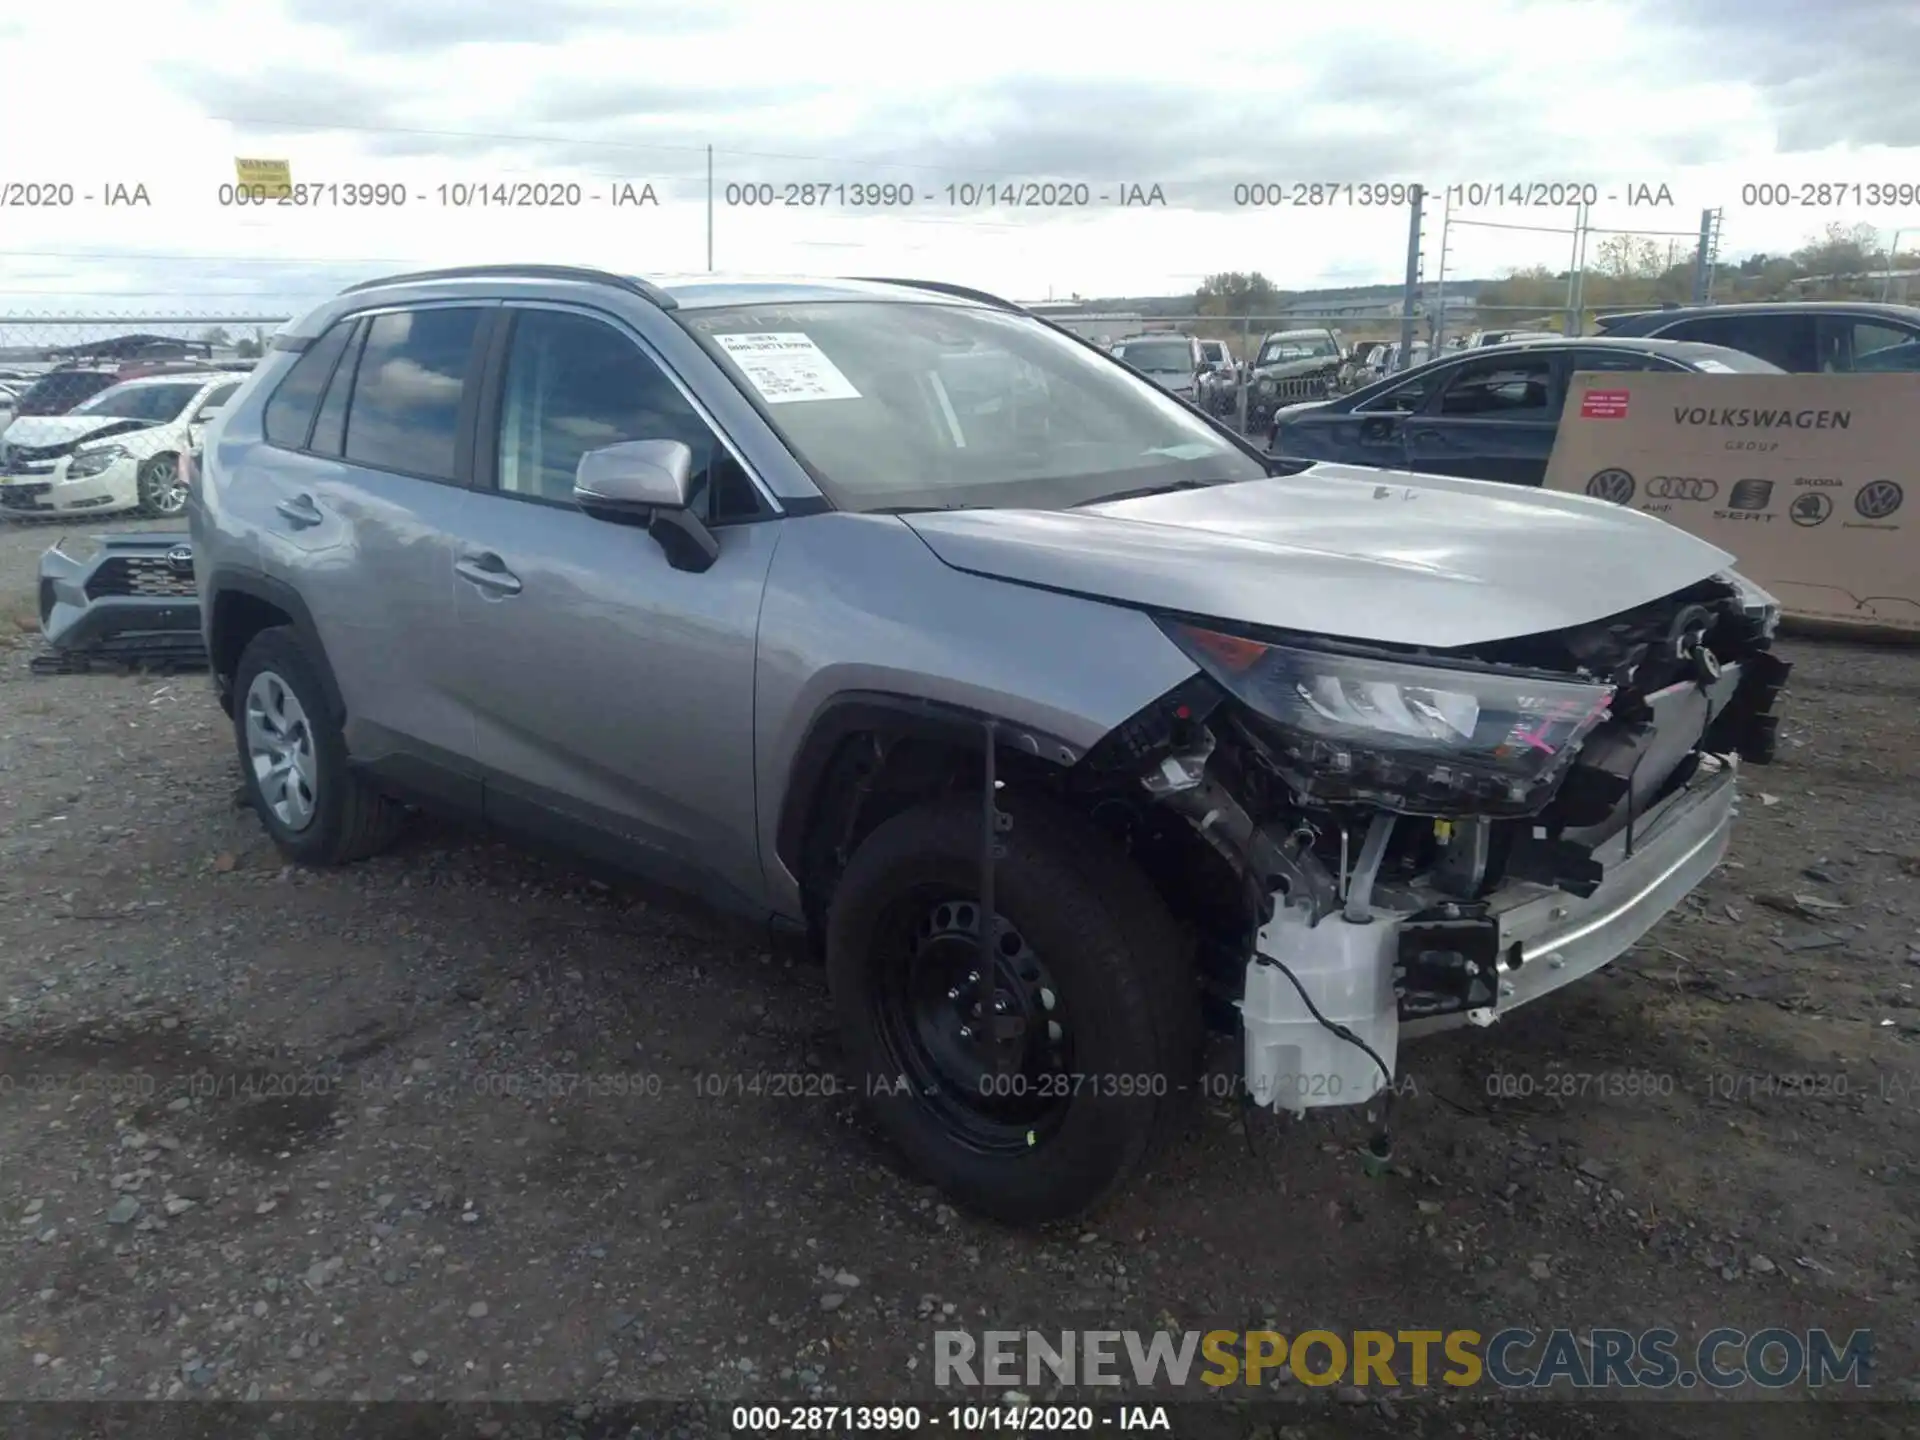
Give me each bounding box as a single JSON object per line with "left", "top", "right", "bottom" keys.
{"left": 1161, "top": 621, "right": 1615, "bottom": 816}
{"left": 1720, "top": 569, "right": 1782, "bottom": 641}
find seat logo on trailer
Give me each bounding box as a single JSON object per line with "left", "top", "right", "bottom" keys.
{"left": 1647, "top": 476, "right": 1718, "bottom": 501}
{"left": 1584, "top": 469, "right": 1636, "bottom": 504}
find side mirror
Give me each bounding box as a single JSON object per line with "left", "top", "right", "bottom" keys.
{"left": 572, "top": 439, "right": 717, "bottom": 573}
{"left": 195, "top": 406, "right": 226, "bottom": 426}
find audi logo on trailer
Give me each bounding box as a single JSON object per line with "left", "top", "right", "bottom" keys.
{"left": 1648, "top": 476, "right": 1719, "bottom": 501}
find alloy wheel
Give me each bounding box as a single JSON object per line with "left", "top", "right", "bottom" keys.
{"left": 244, "top": 670, "right": 318, "bottom": 830}
{"left": 145, "top": 455, "right": 187, "bottom": 515}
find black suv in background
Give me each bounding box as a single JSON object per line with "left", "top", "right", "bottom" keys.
{"left": 1595, "top": 301, "right": 1920, "bottom": 373}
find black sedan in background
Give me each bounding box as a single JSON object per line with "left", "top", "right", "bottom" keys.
{"left": 1267, "top": 336, "right": 1782, "bottom": 487}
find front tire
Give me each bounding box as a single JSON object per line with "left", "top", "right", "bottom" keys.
{"left": 232, "top": 627, "right": 404, "bottom": 865}
{"left": 826, "top": 794, "right": 1198, "bottom": 1224}
{"left": 135, "top": 453, "right": 188, "bottom": 518}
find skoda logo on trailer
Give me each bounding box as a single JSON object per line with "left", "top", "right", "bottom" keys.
{"left": 1584, "top": 468, "right": 1636, "bottom": 505}
{"left": 1647, "top": 476, "right": 1718, "bottom": 502}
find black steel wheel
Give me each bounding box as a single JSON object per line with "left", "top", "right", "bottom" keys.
{"left": 827, "top": 793, "right": 1199, "bottom": 1224}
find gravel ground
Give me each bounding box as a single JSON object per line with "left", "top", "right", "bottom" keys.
{"left": 0, "top": 515, "right": 1915, "bottom": 1435}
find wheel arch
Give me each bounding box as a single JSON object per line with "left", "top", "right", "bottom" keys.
{"left": 205, "top": 566, "right": 344, "bottom": 722}
{"left": 773, "top": 691, "right": 1088, "bottom": 941}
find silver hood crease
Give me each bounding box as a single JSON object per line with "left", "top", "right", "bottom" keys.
{"left": 899, "top": 462, "right": 1738, "bottom": 650}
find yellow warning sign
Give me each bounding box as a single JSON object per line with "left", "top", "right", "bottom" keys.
{"left": 233, "top": 158, "right": 292, "bottom": 195}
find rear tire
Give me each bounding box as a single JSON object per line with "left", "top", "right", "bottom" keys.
{"left": 232, "top": 626, "right": 404, "bottom": 865}
{"left": 826, "top": 793, "right": 1199, "bottom": 1224}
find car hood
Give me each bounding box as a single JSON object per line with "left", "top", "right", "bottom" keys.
{"left": 1254, "top": 356, "right": 1342, "bottom": 380}
{"left": 1, "top": 414, "right": 161, "bottom": 450}
{"left": 898, "top": 463, "right": 1738, "bottom": 649}
{"left": 1140, "top": 371, "right": 1195, "bottom": 391}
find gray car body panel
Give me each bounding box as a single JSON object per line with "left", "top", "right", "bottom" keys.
{"left": 898, "top": 464, "right": 1737, "bottom": 650}
{"left": 751, "top": 512, "right": 1200, "bottom": 914}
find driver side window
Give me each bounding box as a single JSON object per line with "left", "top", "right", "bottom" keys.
{"left": 493, "top": 309, "right": 762, "bottom": 523}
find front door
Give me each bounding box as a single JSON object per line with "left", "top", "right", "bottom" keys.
{"left": 1402, "top": 350, "right": 1559, "bottom": 486}
{"left": 447, "top": 303, "right": 781, "bottom": 915}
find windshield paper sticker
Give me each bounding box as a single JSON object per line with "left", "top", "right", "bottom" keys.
{"left": 714, "top": 332, "right": 862, "bottom": 404}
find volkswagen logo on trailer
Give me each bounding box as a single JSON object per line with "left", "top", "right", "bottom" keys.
{"left": 1584, "top": 468, "right": 1636, "bottom": 505}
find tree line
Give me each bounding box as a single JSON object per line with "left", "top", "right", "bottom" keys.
{"left": 1190, "top": 223, "right": 1917, "bottom": 331}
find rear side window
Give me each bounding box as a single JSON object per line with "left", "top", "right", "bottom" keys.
{"left": 264, "top": 320, "right": 356, "bottom": 448}
{"left": 308, "top": 320, "right": 366, "bottom": 457}
{"left": 1433, "top": 354, "right": 1554, "bottom": 418}
{"left": 1663, "top": 314, "right": 1814, "bottom": 372}
{"left": 342, "top": 308, "right": 485, "bottom": 482}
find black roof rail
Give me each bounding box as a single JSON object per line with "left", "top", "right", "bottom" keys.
{"left": 337, "top": 264, "right": 678, "bottom": 310}
{"left": 845, "top": 277, "right": 1025, "bottom": 312}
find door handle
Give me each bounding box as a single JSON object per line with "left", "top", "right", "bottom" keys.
{"left": 274, "top": 493, "right": 321, "bottom": 528}
{"left": 455, "top": 552, "right": 523, "bottom": 596}
{"left": 1411, "top": 428, "right": 1443, "bottom": 444}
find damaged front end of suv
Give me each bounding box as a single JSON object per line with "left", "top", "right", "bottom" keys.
{"left": 1079, "top": 571, "right": 1789, "bottom": 1115}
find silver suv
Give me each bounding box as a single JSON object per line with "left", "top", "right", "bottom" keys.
{"left": 190, "top": 265, "right": 1790, "bottom": 1223}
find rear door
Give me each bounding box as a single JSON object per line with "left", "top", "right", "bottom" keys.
{"left": 252, "top": 302, "right": 494, "bottom": 802}
{"left": 1402, "top": 350, "right": 1559, "bottom": 485}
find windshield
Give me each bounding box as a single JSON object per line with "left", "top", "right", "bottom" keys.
{"left": 14, "top": 370, "right": 117, "bottom": 416}
{"left": 1257, "top": 336, "right": 1338, "bottom": 364}
{"left": 73, "top": 381, "right": 203, "bottom": 421}
{"left": 680, "top": 301, "right": 1265, "bottom": 512}
{"left": 1113, "top": 340, "right": 1194, "bottom": 373}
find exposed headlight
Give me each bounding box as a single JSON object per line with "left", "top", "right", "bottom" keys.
{"left": 1161, "top": 621, "right": 1616, "bottom": 815}
{"left": 65, "top": 444, "right": 129, "bottom": 479}
{"left": 1257, "top": 378, "right": 1275, "bottom": 395}
{"left": 1721, "top": 570, "right": 1781, "bottom": 640}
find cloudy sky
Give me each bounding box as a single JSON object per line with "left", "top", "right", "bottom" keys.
{"left": 1, "top": 0, "right": 1917, "bottom": 333}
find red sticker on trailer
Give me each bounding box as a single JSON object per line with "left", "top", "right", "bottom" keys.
{"left": 1581, "top": 389, "right": 1631, "bottom": 419}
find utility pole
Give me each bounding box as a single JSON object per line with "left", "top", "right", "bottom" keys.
{"left": 1431, "top": 189, "right": 1453, "bottom": 352}
{"left": 1691, "top": 208, "right": 1722, "bottom": 303}
{"left": 1397, "top": 185, "right": 1424, "bottom": 371}
{"left": 1562, "top": 201, "right": 1586, "bottom": 335}
{"left": 706, "top": 145, "right": 715, "bottom": 273}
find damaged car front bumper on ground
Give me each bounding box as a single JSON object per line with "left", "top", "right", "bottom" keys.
{"left": 34, "top": 531, "right": 206, "bottom": 670}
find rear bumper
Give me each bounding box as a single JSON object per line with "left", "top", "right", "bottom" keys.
{"left": 1239, "top": 756, "right": 1738, "bottom": 1110}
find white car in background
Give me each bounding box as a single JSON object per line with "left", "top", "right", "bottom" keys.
{"left": 0, "top": 371, "right": 244, "bottom": 519}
